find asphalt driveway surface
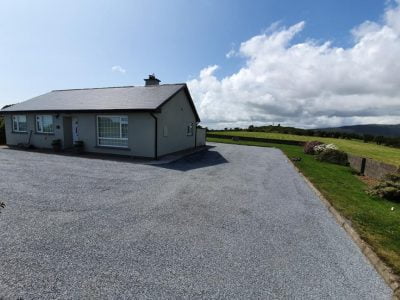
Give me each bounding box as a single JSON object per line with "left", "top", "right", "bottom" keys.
{"left": 0, "top": 143, "right": 391, "bottom": 299}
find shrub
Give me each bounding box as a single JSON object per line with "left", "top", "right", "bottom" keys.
{"left": 303, "top": 141, "right": 323, "bottom": 154}
{"left": 368, "top": 174, "right": 400, "bottom": 202}
{"left": 315, "top": 149, "right": 348, "bottom": 165}
{"left": 314, "top": 143, "right": 338, "bottom": 154}
{"left": 51, "top": 139, "right": 62, "bottom": 152}
{"left": 73, "top": 140, "right": 84, "bottom": 154}
{"left": 51, "top": 139, "right": 61, "bottom": 146}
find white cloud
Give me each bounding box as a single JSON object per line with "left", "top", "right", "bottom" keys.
{"left": 226, "top": 42, "right": 238, "bottom": 58}
{"left": 111, "top": 65, "right": 126, "bottom": 74}
{"left": 188, "top": 3, "right": 400, "bottom": 129}
{"left": 225, "top": 49, "right": 236, "bottom": 58}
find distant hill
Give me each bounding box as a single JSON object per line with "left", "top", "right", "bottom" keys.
{"left": 319, "top": 124, "right": 400, "bottom": 138}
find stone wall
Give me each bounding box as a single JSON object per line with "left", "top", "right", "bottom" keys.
{"left": 363, "top": 158, "right": 399, "bottom": 179}
{"left": 348, "top": 154, "right": 399, "bottom": 179}
{"left": 348, "top": 155, "right": 364, "bottom": 173}
{"left": 207, "top": 133, "right": 305, "bottom": 146}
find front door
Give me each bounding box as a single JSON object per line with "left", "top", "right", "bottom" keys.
{"left": 72, "top": 117, "right": 79, "bottom": 143}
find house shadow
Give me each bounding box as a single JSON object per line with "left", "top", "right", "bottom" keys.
{"left": 1, "top": 145, "right": 155, "bottom": 164}
{"left": 1, "top": 145, "right": 228, "bottom": 171}
{"left": 155, "top": 148, "right": 228, "bottom": 172}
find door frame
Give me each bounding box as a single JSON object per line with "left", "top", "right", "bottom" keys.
{"left": 72, "top": 117, "right": 79, "bottom": 144}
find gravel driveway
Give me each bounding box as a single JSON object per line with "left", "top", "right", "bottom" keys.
{"left": 0, "top": 143, "right": 391, "bottom": 299}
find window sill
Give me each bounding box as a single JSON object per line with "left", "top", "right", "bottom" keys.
{"left": 95, "top": 146, "right": 131, "bottom": 151}
{"left": 35, "top": 132, "right": 55, "bottom": 135}
{"left": 11, "top": 131, "right": 28, "bottom": 134}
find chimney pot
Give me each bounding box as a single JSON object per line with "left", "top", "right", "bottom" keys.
{"left": 144, "top": 74, "right": 161, "bottom": 86}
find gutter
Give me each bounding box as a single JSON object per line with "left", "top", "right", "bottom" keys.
{"left": 150, "top": 113, "right": 158, "bottom": 160}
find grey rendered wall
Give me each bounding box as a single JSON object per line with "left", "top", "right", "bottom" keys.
{"left": 196, "top": 128, "right": 206, "bottom": 147}
{"left": 5, "top": 113, "right": 64, "bottom": 148}
{"left": 156, "top": 89, "right": 197, "bottom": 157}
{"left": 67, "top": 112, "right": 155, "bottom": 157}
{"left": 5, "top": 112, "right": 155, "bottom": 158}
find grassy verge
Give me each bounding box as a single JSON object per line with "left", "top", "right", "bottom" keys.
{"left": 208, "top": 137, "right": 400, "bottom": 275}
{"left": 208, "top": 131, "right": 400, "bottom": 166}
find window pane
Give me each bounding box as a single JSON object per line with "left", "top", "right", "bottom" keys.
{"left": 37, "top": 119, "right": 42, "bottom": 132}
{"left": 19, "top": 121, "right": 27, "bottom": 132}
{"left": 121, "top": 117, "right": 128, "bottom": 138}
{"left": 97, "top": 116, "right": 128, "bottom": 147}
{"left": 121, "top": 123, "right": 128, "bottom": 138}
{"left": 42, "top": 115, "right": 53, "bottom": 133}
{"left": 18, "top": 115, "right": 27, "bottom": 132}
{"left": 98, "top": 116, "right": 120, "bottom": 138}
{"left": 13, "top": 115, "right": 27, "bottom": 132}
{"left": 36, "top": 115, "right": 53, "bottom": 133}
{"left": 13, "top": 116, "right": 18, "bottom": 131}
{"left": 187, "top": 124, "right": 193, "bottom": 136}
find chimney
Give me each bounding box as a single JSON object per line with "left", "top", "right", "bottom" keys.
{"left": 144, "top": 74, "right": 161, "bottom": 86}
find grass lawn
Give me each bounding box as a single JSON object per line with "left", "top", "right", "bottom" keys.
{"left": 208, "top": 137, "right": 400, "bottom": 276}
{"left": 208, "top": 131, "right": 400, "bottom": 166}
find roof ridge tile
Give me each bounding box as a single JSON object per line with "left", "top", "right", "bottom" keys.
{"left": 52, "top": 83, "right": 185, "bottom": 92}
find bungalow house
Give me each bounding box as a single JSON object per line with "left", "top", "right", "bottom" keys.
{"left": 0, "top": 75, "right": 205, "bottom": 159}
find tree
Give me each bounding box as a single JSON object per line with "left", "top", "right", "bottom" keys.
{"left": 363, "top": 134, "right": 374, "bottom": 143}
{"left": 374, "top": 135, "right": 385, "bottom": 145}
{"left": 307, "top": 130, "right": 315, "bottom": 136}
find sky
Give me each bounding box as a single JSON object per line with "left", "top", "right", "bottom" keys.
{"left": 1, "top": 0, "right": 399, "bottom": 129}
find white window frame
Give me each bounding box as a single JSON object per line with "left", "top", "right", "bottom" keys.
{"left": 36, "top": 115, "right": 54, "bottom": 134}
{"left": 186, "top": 123, "right": 194, "bottom": 136}
{"left": 96, "top": 115, "right": 128, "bottom": 148}
{"left": 12, "top": 115, "right": 27, "bottom": 133}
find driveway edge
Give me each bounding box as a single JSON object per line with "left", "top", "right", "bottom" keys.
{"left": 287, "top": 158, "right": 400, "bottom": 300}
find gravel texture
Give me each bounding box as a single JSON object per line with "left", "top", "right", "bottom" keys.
{"left": 0, "top": 143, "right": 391, "bottom": 299}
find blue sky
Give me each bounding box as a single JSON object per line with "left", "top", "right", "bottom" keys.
{"left": 1, "top": 0, "right": 398, "bottom": 128}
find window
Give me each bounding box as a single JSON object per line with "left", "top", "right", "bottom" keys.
{"left": 163, "top": 126, "right": 168, "bottom": 137}
{"left": 36, "top": 115, "right": 54, "bottom": 133}
{"left": 97, "top": 115, "right": 128, "bottom": 147}
{"left": 12, "top": 115, "right": 27, "bottom": 132}
{"left": 186, "top": 123, "right": 193, "bottom": 136}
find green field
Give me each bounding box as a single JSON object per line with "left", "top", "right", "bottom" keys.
{"left": 208, "top": 137, "right": 400, "bottom": 276}
{"left": 209, "top": 131, "right": 400, "bottom": 166}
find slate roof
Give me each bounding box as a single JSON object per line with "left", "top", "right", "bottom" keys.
{"left": 1, "top": 83, "right": 199, "bottom": 121}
